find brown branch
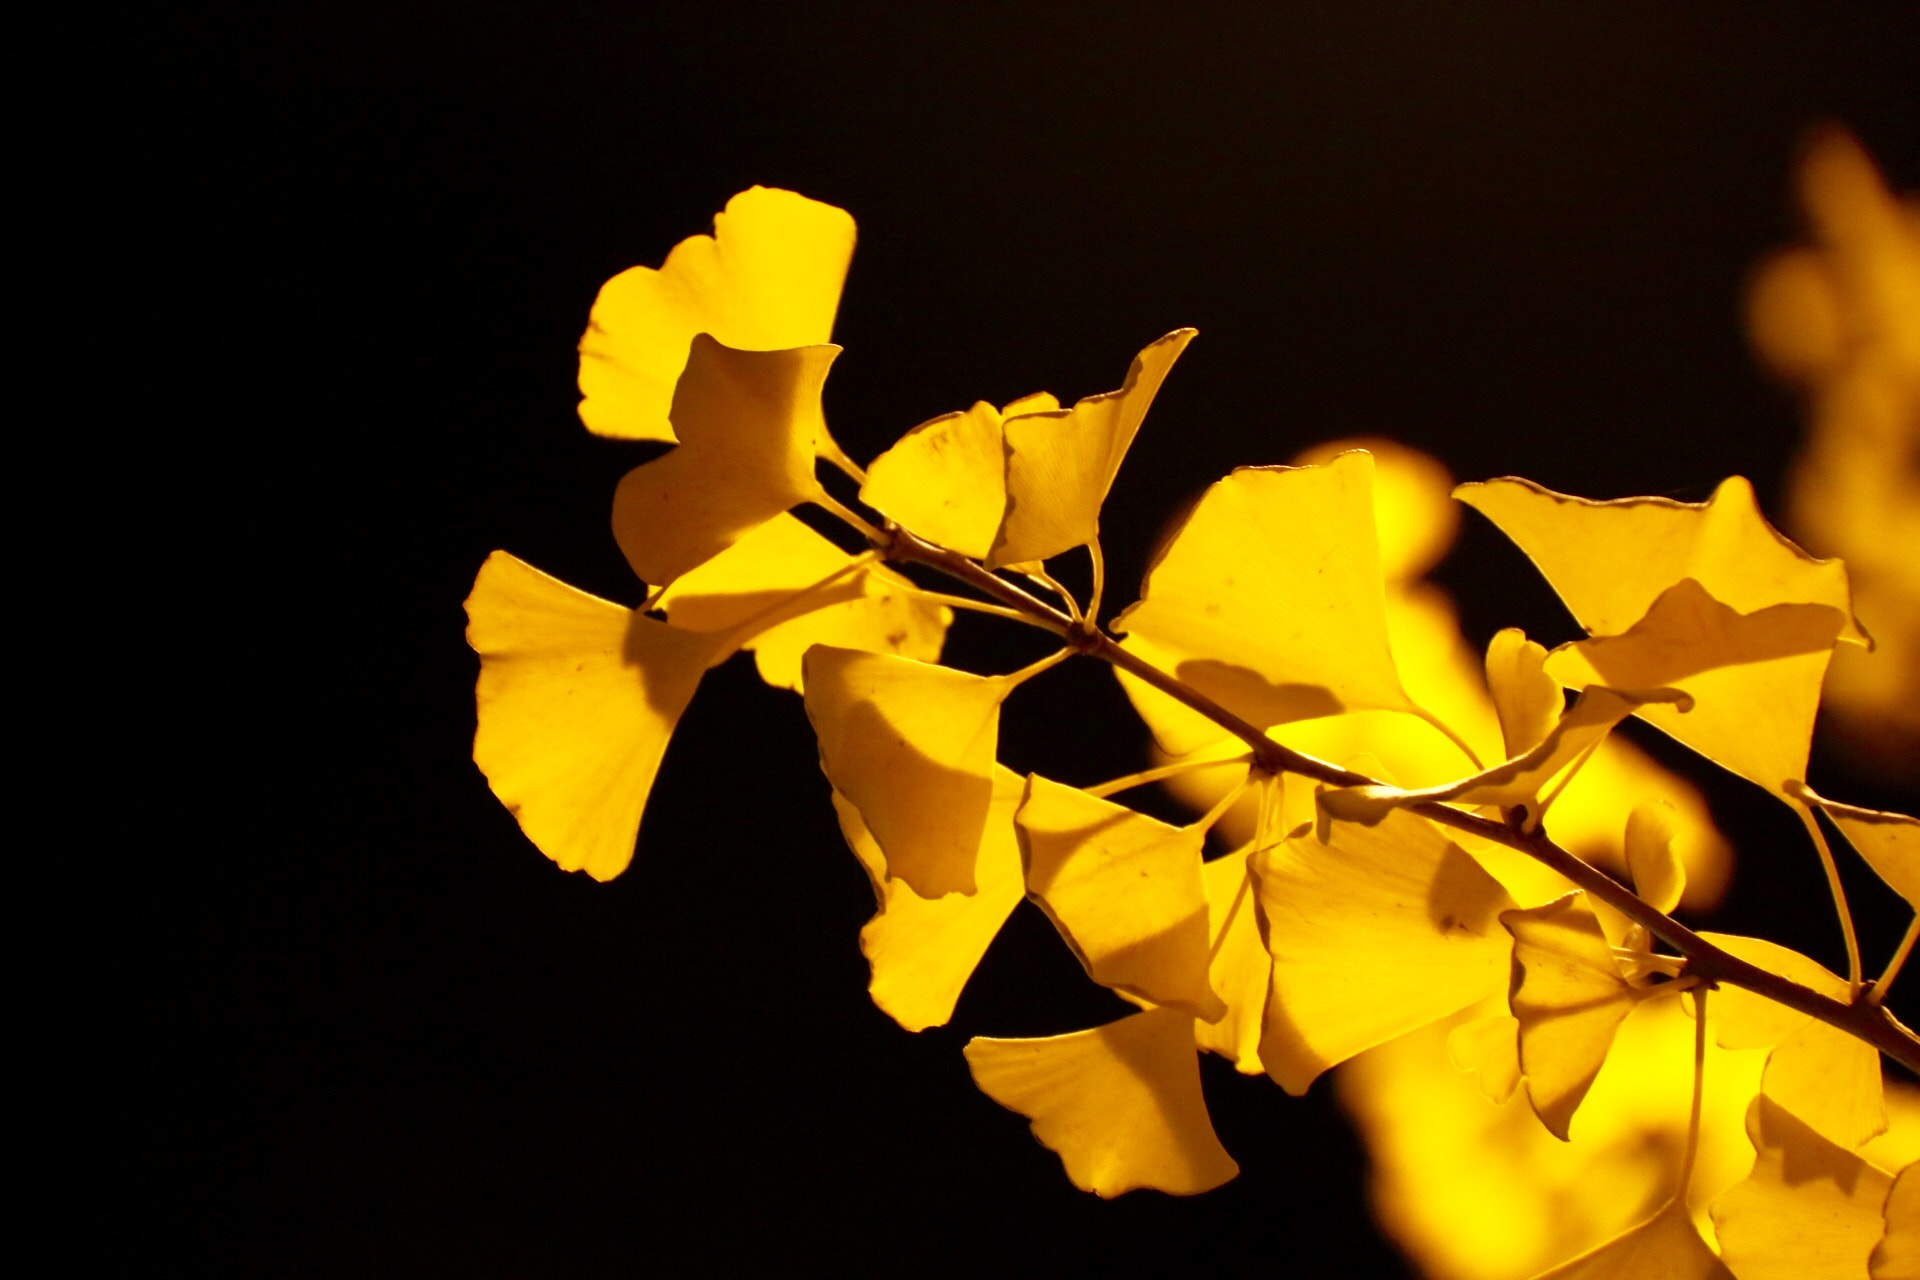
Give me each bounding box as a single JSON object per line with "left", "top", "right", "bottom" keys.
{"left": 880, "top": 525, "right": 1920, "bottom": 1075}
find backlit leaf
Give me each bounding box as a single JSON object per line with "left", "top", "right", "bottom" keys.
{"left": 578, "top": 186, "right": 855, "bottom": 443}
{"left": 1253, "top": 810, "right": 1517, "bottom": 1094}
{"left": 656, "top": 512, "right": 949, "bottom": 690}
{"left": 1194, "top": 845, "right": 1270, "bottom": 1073}
{"left": 831, "top": 766, "right": 1026, "bottom": 1032}
{"left": 1532, "top": 1201, "right": 1733, "bottom": 1280}
{"left": 611, "top": 336, "right": 834, "bottom": 587}
{"left": 964, "top": 1006, "right": 1239, "bottom": 1197}
{"left": 1698, "top": 931, "right": 1887, "bottom": 1150}
{"left": 466, "top": 551, "right": 722, "bottom": 881}
{"left": 1805, "top": 791, "right": 1920, "bottom": 910}
{"left": 1625, "top": 799, "right": 1686, "bottom": 916}
{"left": 1504, "top": 893, "right": 1642, "bottom": 1141}
{"left": 1455, "top": 474, "right": 1866, "bottom": 644}
{"left": 861, "top": 394, "right": 1058, "bottom": 560}
{"left": 1447, "top": 1013, "right": 1523, "bottom": 1104}
{"left": 1017, "top": 775, "right": 1226, "bottom": 1021}
{"left": 1544, "top": 577, "right": 1848, "bottom": 799}
{"left": 1487, "top": 628, "right": 1562, "bottom": 759}
{"left": 1874, "top": 1162, "right": 1920, "bottom": 1280}
{"left": 803, "top": 647, "right": 1013, "bottom": 898}
{"left": 1115, "top": 451, "right": 1418, "bottom": 741}
{"left": 989, "top": 330, "right": 1194, "bottom": 567}
{"left": 1712, "top": 1096, "right": 1895, "bottom": 1280}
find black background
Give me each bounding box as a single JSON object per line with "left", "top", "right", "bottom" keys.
{"left": 111, "top": 3, "right": 1917, "bottom": 1275}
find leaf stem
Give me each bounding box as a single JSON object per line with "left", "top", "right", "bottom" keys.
{"left": 813, "top": 489, "right": 888, "bottom": 545}
{"left": 1677, "top": 986, "right": 1706, "bottom": 1199}
{"left": 1083, "top": 753, "right": 1253, "bottom": 800}
{"left": 875, "top": 524, "right": 1920, "bottom": 1072}
{"left": 1087, "top": 539, "right": 1107, "bottom": 624}
{"left": 1871, "top": 916, "right": 1919, "bottom": 1007}
{"left": 1795, "top": 801, "right": 1864, "bottom": 992}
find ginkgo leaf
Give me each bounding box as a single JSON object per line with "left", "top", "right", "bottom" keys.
{"left": 1625, "top": 800, "right": 1686, "bottom": 916}
{"left": 1114, "top": 451, "right": 1419, "bottom": 740}
{"left": 655, "top": 512, "right": 950, "bottom": 690}
{"left": 860, "top": 394, "right": 1058, "bottom": 560}
{"left": 1253, "top": 810, "right": 1518, "bottom": 1094}
{"left": 1319, "top": 685, "right": 1689, "bottom": 826}
{"left": 1194, "top": 846, "right": 1270, "bottom": 1073}
{"left": 1487, "top": 628, "right": 1562, "bottom": 759}
{"left": 1802, "top": 790, "right": 1920, "bottom": 910}
{"left": 578, "top": 186, "right": 855, "bottom": 443}
{"left": 988, "top": 330, "right": 1195, "bottom": 567}
{"left": 803, "top": 646, "right": 1013, "bottom": 899}
{"left": 1504, "top": 893, "right": 1643, "bottom": 1141}
{"left": 466, "top": 551, "right": 723, "bottom": 881}
{"left": 611, "top": 336, "right": 835, "bottom": 587}
{"left": 830, "top": 766, "right": 1027, "bottom": 1032}
{"left": 1698, "top": 931, "right": 1887, "bottom": 1150}
{"left": 1293, "top": 436, "right": 1460, "bottom": 584}
{"left": 1447, "top": 1013, "right": 1522, "bottom": 1104}
{"left": 1874, "top": 1162, "right": 1920, "bottom": 1280}
{"left": 1544, "top": 577, "right": 1848, "bottom": 800}
{"left": 1017, "top": 775, "right": 1226, "bottom": 1021}
{"left": 963, "top": 1006, "right": 1239, "bottom": 1197}
{"left": 1712, "top": 1096, "right": 1895, "bottom": 1280}
{"left": 1532, "top": 1200, "right": 1734, "bottom": 1280}
{"left": 1454, "top": 474, "right": 1867, "bottom": 644}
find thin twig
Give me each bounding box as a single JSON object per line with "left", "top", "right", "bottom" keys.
{"left": 875, "top": 525, "right": 1920, "bottom": 1073}
{"left": 1795, "top": 801, "right": 1864, "bottom": 992}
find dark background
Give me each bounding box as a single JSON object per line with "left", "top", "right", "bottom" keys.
{"left": 111, "top": 3, "right": 1917, "bottom": 1275}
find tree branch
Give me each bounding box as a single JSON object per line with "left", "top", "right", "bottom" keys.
{"left": 879, "top": 524, "right": 1920, "bottom": 1074}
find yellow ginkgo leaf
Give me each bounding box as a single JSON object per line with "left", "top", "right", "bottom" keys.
{"left": 1293, "top": 436, "right": 1461, "bottom": 584}
{"left": 963, "top": 1006, "right": 1239, "bottom": 1197}
{"left": 611, "top": 335, "right": 834, "bottom": 587}
{"left": 1319, "top": 685, "right": 1688, "bottom": 826}
{"left": 655, "top": 512, "right": 950, "bottom": 691}
{"left": 1194, "top": 845, "right": 1270, "bottom": 1073}
{"left": 860, "top": 394, "right": 1058, "bottom": 560}
{"left": 1487, "top": 628, "right": 1563, "bottom": 759}
{"left": 1712, "top": 1096, "right": 1895, "bottom": 1280}
{"left": 1804, "top": 790, "right": 1920, "bottom": 910}
{"left": 465, "top": 551, "right": 724, "bottom": 881}
{"left": 578, "top": 186, "right": 855, "bottom": 443}
{"left": 1698, "top": 931, "right": 1887, "bottom": 1150}
{"left": 988, "top": 330, "right": 1195, "bottom": 567}
{"left": 1017, "top": 775, "right": 1226, "bottom": 1021}
{"left": 1253, "top": 810, "right": 1518, "bottom": 1094}
{"left": 830, "top": 766, "right": 1027, "bottom": 1032}
{"left": 1455, "top": 474, "right": 1867, "bottom": 644}
{"left": 1874, "top": 1162, "right": 1920, "bottom": 1280}
{"left": 1115, "top": 451, "right": 1419, "bottom": 740}
{"left": 1504, "top": 893, "right": 1643, "bottom": 1141}
{"left": 1544, "top": 577, "right": 1848, "bottom": 800}
{"left": 803, "top": 646, "right": 1012, "bottom": 899}
{"left": 1532, "top": 1200, "right": 1734, "bottom": 1280}
{"left": 1447, "top": 1013, "right": 1523, "bottom": 1104}
{"left": 1625, "top": 799, "right": 1686, "bottom": 916}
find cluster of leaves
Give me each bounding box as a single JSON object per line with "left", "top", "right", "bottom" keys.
{"left": 467, "top": 172, "right": 1918, "bottom": 1277}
